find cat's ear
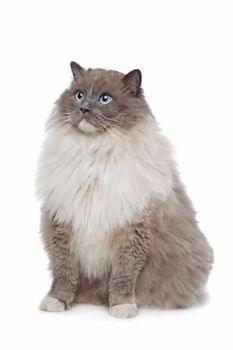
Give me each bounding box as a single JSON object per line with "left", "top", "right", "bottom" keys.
{"left": 70, "top": 61, "right": 85, "bottom": 80}
{"left": 122, "top": 69, "right": 142, "bottom": 95}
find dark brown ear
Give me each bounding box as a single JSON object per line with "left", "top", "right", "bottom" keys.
{"left": 70, "top": 61, "right": 85, "bottom": 80}
{"left": 122, "top": 69, "right": 142, "bottom": 95}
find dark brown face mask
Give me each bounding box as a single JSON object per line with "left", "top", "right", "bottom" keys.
{"left": 55, "top": 62, "right": 150, "bottom": 134}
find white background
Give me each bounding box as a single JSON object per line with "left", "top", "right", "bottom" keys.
{"left": 0, "top": 0, "right": 232, "bottom": 349}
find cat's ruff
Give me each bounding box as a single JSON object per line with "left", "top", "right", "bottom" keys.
{"left": 37, "top": 115, "right": 173, "bottom": 237}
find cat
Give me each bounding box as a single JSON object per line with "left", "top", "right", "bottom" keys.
{"left": 36, "top": 61, "right": 213, "bottom": 318}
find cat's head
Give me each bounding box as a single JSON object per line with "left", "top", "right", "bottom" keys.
{"left": 55, "top": 62, "right": 150, "bottom": 134}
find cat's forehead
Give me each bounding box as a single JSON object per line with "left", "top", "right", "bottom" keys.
{"left": 81, "top": 69, "right": 124, "bottom": 93}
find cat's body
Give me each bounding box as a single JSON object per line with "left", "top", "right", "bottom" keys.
{"left": 37, "top": 62, "right": 213, "bottom": 317}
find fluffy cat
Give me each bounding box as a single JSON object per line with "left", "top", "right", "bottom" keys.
{"left": 37, "top": 62, "right": 213, "bottom": 318}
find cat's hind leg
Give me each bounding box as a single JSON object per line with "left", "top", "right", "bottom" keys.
{"left": 135, "top": 226, "right": 213, "bottom": 309}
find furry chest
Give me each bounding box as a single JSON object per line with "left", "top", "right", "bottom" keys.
{"left": 39, "top": 132, "right": 152, "bottom": 237}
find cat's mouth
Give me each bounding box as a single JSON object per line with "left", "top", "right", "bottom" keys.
{"left": 76, "top": 112, "right": 109, "bottom": 135}
{"left": 78, "top": 119, "right": 98, "bottom": 134}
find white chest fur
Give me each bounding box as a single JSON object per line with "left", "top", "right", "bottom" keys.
{"left": 37, "top": 120, "right": 173, "bottom": 278}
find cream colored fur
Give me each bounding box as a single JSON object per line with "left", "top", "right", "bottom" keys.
{"left": 78, "top": 119, "right": 97, "bottom": 133}
{"left": 40, "top": 295, "right": 65, "bottom": 312}
{"left": 109, "top": 303, "right": 138, "bottom": 318}
{"left": 37, "top": 111, "right": 174, "bottom": 279}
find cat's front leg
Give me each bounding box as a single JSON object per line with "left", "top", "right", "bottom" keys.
{"left": 39, "top": 209, "right": 79, "bottom": 312}
{"left": 108, "top": 223, "right": 148, "bottom": 318}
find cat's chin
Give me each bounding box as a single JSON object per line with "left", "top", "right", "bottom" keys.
{"left": 78, "top": 119, "right": 97, "bottom": 134}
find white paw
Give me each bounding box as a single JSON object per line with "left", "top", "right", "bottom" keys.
{"left": 40, "top": 295, "right": 65, "bottom": 312}
{"left": 109, "top": 303, "right": 138, "bottom": 318}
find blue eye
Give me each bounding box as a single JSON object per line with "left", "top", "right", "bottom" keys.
{"left": 99, "top": 94, "right": 112, "bottom": 105}
{"left": 75, "top": 91, "right": 85, "bottom": 102}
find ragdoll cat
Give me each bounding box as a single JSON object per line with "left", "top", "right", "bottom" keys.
{"left": 37, "top": 62, "right": 213, "bottom": 318}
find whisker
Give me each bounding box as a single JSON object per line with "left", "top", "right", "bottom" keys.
{"left": 95, "top": 118, "right": 123, "bottom": 149}
{"left": 94, "top": 116, "right": 120, "bottom": 145}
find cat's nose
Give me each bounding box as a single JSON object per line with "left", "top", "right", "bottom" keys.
{"left": 80, "top": 107, "right": 91, "bottom": 114}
